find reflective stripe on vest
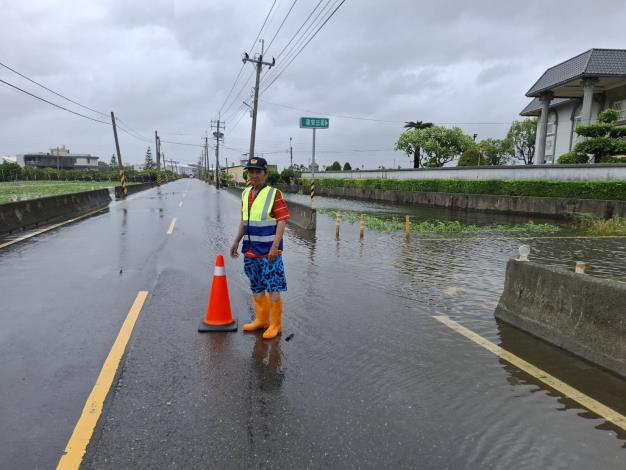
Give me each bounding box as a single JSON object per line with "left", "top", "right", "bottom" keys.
{"left": 241, "top": 186, "right": 282, "bottom": 255}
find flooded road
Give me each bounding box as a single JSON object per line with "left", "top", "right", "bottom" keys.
{"left": 1, "top": 180, "right": 625, "bottom": 469}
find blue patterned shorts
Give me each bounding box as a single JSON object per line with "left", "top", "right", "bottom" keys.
{"left": 243, "top": 256, "right": 288, "bottom": 294}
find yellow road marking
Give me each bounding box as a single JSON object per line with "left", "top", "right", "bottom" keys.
{"left": 179, "top": 201, "right": 183, "bottom": 207}
{"left": 166, "top": 217, "right": 176, "bottom": 235}
{"left": 433, "top": 315, "right": 626, "bottom": 432}
{"left": 0, "top": 208, "right": 107, "bottom": 250}
{"left": 57, "top": 291, "right": 149, "bottom": 470}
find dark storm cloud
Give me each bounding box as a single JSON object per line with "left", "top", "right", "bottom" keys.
{"left": 2, "top": 0, "right": 626, "bottom": 169}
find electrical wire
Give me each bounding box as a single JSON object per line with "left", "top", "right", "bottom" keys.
{"left": 265, "top": 0, "right": 299, "bottom": 53}
{"left": 0, "top": 60, "right": 108, "bottom": 117}
{"left": 0, "top": 78, "right": 110, "bottom": 125}
{"left": 263, "top": 0, "right": 347, "bottom": 93}
{"left": 217, "top": 0, "right": 278, "bottom": 117}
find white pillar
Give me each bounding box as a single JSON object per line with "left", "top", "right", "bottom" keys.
{"left": 535, "top": 92, "right": 553, "bottom": 165}
{"left": 580, "top": 78, "right": 598, "bottom": 125}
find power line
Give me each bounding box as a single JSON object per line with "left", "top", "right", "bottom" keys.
{"left": 263, "top": 0, "right": 347, "bottom": 93}
{"left": 0, "top": 78, "right": 110, "bottom": 125}
{"left": 261, "top": 0, "right": 334, "bottom": 88}
{"left": 0, "top": 60, "right": 108, "bottom": 117}
{"left": 265, "top": 0, "right": 300, "bottom": 53}
{"left": 217, "top": 0, "right": 278, "bottom": 117}
{"left": 260, "top": 98, "right": 403, "bottom": 123}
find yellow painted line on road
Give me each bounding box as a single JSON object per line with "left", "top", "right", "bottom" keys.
{"left": 0, "top": 208, "right": 108, "bottom": 250}
{"left": 433, "top": 315, "right": 626, "bottom": 432}
{"left": 57, "top": 291, "right": 149, "bottom": 470}
{"left": 167, "top": 217, "right": 177, "bottom": 235}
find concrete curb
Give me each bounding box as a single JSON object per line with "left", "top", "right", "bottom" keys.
{"left": 0, "top": 189, "right": 111, "bottom": 236}
{"left": 280, "top": 184, "right": 626, "bottom": 219}
{"left": 495, "top": 259, "right": 626, "bottom": 378}
{"left": 114, "top": 182, "right": 155, "bottom": 199}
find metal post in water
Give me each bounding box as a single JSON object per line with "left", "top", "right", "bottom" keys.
{"left": 405, "top": 215, "right": 411, "bottom": 240}
{"left": 335, "top": 212, "right": 341, "bottom": 239}
{"left": 359, "top": 214, "right": 365, "bottom": 240}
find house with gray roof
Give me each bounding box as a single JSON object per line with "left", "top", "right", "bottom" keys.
{"left": 520, "top": 48, "right": 626, "bottom": 163}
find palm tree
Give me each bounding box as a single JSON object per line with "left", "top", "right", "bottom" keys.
{"left": 403, "top": 120, "right": 433, "bottom": 168}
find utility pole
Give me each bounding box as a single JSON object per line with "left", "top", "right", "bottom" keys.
{"left": 204, "top": 136, "right": 209, "bottom": 183}
{"left": 110, "top": 111, "right": 127, "bottom": 197}
{"left": 211, "top": 116, "right": 225, "bottom": 189}
{"left": 290, "top": 137, "right": 293, "bottom": 169}
{"left": 242, "top": 39, "right": 275, "bottom": 162}
{"left": 155, "top": 130, "right": 161, "bottom": 186}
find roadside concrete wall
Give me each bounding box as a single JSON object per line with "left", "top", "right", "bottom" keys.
{"left": 280, "top": 184, "right": 626, "bottom": 219}
{"left": 495, "top": 260, "right": 626, "bottom": 378}
{"left": 114, "top": 182, "right": 154, "bottom": 199}
{"left": 303, "top": 164, "right": 626, "bottom": 181}
{"left": 0, "top": 189, "right": 111, "bottom": 235}
{"left": 225, "top": 185, "right": 316, "bottom": 230}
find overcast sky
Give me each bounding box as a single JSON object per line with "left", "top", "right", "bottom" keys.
{"left": 2, "top": 0, "right": 626, "bottom": 170}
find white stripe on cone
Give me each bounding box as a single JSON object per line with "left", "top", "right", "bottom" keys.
{"left": 214, "top": 266, "right": 225, "bottom": 276}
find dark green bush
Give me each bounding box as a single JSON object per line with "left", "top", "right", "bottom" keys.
{"left": 574, "top": 123, "right": 613, "bottom": 138}
{"left": 557, "top": 152, "right": 588, "bottom": 164}
{"left": 302, "top": 178, "right": 626, "bottom": 201}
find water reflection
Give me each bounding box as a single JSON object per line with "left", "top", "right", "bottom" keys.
{"left": 250, "top": 335, "right": 285, "bottom": 391}
{"left": 495, "top": 319, "right": 626, "bottom": 442}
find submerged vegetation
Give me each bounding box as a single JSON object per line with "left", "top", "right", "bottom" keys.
{"left": 570, "top": 213, "right": 626, "bottom": 236}
{"left": 319, "top": 209, "right": 561, "bottom": 234}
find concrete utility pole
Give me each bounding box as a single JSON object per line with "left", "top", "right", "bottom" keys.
{"left": 242, "top": 39, "right": 275, "bottom": 162}
{"left": 204, "top": 136, "right": 209, "bottom": 182}
{"left": 290, "top": 137, "right": 293, "bottom": 168}
{"left": 211, "top": 117, "right": 225, "bottom": 189}
{"left": 110, "top": 111, "right": 128, "bottom": 197}
{"left": 155, "top": 130, "right": 161, "bottom": 186}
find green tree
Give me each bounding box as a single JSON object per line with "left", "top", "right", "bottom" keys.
{"left": 280, "top": 167, "right": 295, "bottom": 184}
{"left": 478, "top": 138, "right": 509, "bottom": 165}
{"left": 326, "top": 161, "right": 342, "bottom": 171}
{"left": 343, "top": 162, "right": 352, "bottom": 171}
{"left": 504, "top": 118, "right": 537, "bottom": 165}
{"left": 458, "top": 147, "right": 488, "bottom": 166}
{"left": 402, "top": 120, "right": 433, "bottom": 168}
{"left": 144, "top": 146, "right": 154, "bottom": 170}
{"left": 573, "top": 109, "right": 626, "bottom": 162}
{"left": 396, "top": 126, "right": 474, "bottom": 168}
{"left": 267, "top": 171, "right": 281, "bottom": 185}
{"left": 0, "top": 161, "right": 22, "bottom": 181}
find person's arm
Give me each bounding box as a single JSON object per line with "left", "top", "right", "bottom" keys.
{"left": 268, "top": 220, "right": 286, "bottom": 263}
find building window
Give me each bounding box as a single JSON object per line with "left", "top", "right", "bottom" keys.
{"left": 545, "top": 111, "right": 558, "bottom": 162}
{"left": 571, "top": 103, "right": 583, "bottom": 147}
{"left": 612, "top": 99, "right": 626, "bottom": 121}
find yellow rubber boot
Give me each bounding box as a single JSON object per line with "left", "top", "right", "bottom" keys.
{"left": 263, "top": 298, "right": 283, "bottom": 339}
{"left": 243, "top": 293, "right": 270, "bottom": 331}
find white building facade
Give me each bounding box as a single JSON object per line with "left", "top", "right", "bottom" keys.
{"left": 520, "top": 49, "right": 626, "bottom": 163}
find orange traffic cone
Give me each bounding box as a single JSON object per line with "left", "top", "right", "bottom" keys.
{"left": 198, "top": 255, "right": 238, "bottom": 332}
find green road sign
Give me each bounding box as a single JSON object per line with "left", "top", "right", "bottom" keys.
{"left": 300, "top": 117, "right": 329, "bottom": 129}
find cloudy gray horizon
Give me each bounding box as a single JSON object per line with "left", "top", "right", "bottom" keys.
{"left": 2, "top": 0, "right": 626, "bottom": 170}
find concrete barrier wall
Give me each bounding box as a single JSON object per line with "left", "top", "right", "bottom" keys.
{"left": 303, "top": 164, "right": 626, "bottom": 181}
{"left": 281, "top": 184, "right": 626, "bottom": 219}
{"left": 225, "top": 185, "right": 316, "bottom": 230}
{"left": 495, "top": 260, "right": 626, "bottom": 378}
{"left": 114, "top": 182, "right": 154, "bottom": 199}
{"left": 0, "top": 189, "right": 111, "bottom": 235}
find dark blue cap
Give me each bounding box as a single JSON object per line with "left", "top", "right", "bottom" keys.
{"left": 245, "top": 156, "right": 268, "bottom": 170}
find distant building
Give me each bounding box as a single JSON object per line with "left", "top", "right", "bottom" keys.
{"left": 520, "top": 48, "right": 626, "bottom": 164}
{"left": 5, "top": 145, "right": 99, "bottom": 170}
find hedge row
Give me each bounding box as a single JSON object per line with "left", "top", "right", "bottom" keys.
{"left": 302, "top": 178, "right": 626, "bottom": 201}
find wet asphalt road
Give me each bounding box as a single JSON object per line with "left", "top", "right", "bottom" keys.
{"left": 1, "top": 179, "right": 626, "bottom": 469}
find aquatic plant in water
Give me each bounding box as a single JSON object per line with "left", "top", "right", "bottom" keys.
{"left": 319, "top": 209, "right": 561, "bottom": 234}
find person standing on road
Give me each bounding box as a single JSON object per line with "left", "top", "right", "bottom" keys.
{"left": 230, "top": 157, "right": 289, "bottom": 339}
